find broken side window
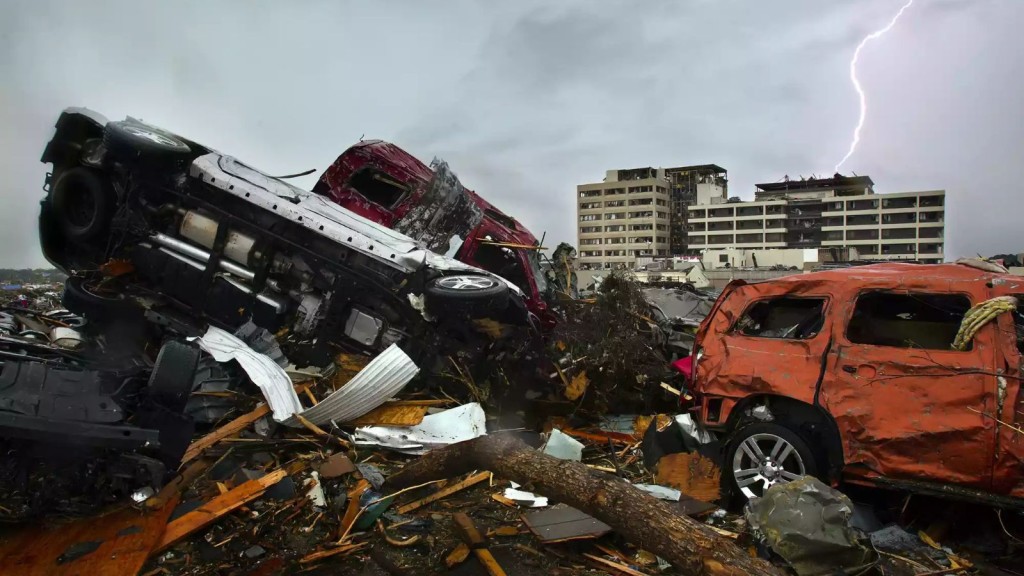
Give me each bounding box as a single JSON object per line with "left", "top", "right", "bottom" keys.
{"left": 733, "top": 297, "right": 826, "bottom": 340}
{"left": 846, "top": 291, "right": 971, "bottom": 350}
{"left": 348, "top": 168, "right": 409, "bottom": 208}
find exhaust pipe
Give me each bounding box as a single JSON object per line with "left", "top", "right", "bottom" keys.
{"left": 150, "top": 233, "right": 255, "bottom": 281}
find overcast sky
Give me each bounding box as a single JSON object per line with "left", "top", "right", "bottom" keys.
{"left": 1, "top": 0, "right": 1019, "bottom": 267}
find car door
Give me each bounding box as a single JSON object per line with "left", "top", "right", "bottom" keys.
{"left": 821, "top": 288, "right": 998, "bottom": 490}
{"left": 695, "top": 283, "right": 833, "bottom": 425}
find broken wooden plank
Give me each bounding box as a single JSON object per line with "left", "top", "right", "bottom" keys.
{"left": 490, "top": 493, "right": 517, "bottom": 507}
{"left": 0, "top": 495, "right": 179, "bottom": 576}
{"left": 298, "top": 543, "right": 367, "bottom": 564}
{"left": 521, "top": 504, "right": 612, "bottom": 543}
{"left": 338, "top": 479, "right": 371, "bottom": 537}
{"left": 395, "top": 471, "right": 491, "bottom": 514}
{"left": 154, "top": 469, "right": 286, "bottom": 553}
{"left": 453, "top": 512, "right": 507, "bottom": 576}
{"left": 347, "top": 403, "right": 429, "bottom": 427}
{"left": 445, "top": 542, "right": 472, "bottom": 568}
{"left": 583, "top": 552, "right": 650, "bottom": 576}
{"left": 293, "top": 413, "right": 351, "bottom": 448}
{"left": 146, "top": 459, "right": 209, "bottom": 511}
{"left": 181, "top": 404, "right": 270, "bottom": 464}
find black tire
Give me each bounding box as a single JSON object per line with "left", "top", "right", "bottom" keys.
{"left": 722, "top": 422, "right": 820, "bottom": 508}
{"left": 61, "top": 276, "right": 137, "bottom": 321}
{"left": 424, "top": 274, "right": 509, "bottom": 318}
{"left": 148, "top": 341, "right": 201, "bottom": 414}
{"left": 49, "top": 167, "right": 114, "bottom": 242}
{"left": 103, "top": 120, "right": 191, "bottom": 165}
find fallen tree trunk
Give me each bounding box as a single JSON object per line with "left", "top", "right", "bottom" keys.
{"left": 386, "top": 433, "right": 780, "bottom": 576}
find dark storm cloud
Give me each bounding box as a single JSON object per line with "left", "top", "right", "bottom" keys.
{"left": 1, "top": 0, "right": 1021, "bottom": 266}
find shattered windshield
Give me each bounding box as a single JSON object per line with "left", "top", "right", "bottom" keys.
{"left": 529, "top": 250, "right": 548, "bottom": 294}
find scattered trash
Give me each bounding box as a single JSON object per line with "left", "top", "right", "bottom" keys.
{"left": 352, "top": 402, "right": 487, "bottom": 454}
{"left": 541, "top": 429, "right": 584, "bottom": 461}
{"left": 503, "top": 482, "right": 550, "bottom": 508}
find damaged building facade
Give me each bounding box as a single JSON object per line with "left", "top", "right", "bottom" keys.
{"left": 578, "top": 170, "right": 947, "bottom": 270}
{"left": 688, "top": 175, "right": 946, "bottom": 262}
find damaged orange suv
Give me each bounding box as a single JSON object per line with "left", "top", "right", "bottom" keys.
{"left": 690, "top": 262, "right": 1024, "bottom": 506}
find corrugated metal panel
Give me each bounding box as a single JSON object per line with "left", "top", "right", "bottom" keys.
{"left": 288, "top": 344, "right": 419, "bottom": 426}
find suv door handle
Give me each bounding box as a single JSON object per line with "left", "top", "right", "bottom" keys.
{"left": 841, "top": 365, "right": 857, "bottom": 374}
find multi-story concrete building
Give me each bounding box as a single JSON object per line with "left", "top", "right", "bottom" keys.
{"left": 665, "top": 165, "right": 728, "bottom": 255}
{"left": 576, "top": 167, "right": 671, "bottom": 270}
{"left": 686, "top": 175, "right": 946, "bottom": 263}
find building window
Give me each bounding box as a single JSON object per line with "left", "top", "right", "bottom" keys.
{"left": 605, "top": 200, "right": 626, "bottom": 207}
{"left": 733, "top": 297, "right": 827, "bottom": 340}
{"left": 580, "top": 202, "right": 601, "bottom": 209}
{"left": 847, "top": 292, "right": 971, "bottom": 350}
{"left": 580, "top": 214, "right": 601, "bottom": 222}
{"left": 579, "top": 190, "right": 602, "bottom": 198}
{"left": 579, "top": 226, "right": 601, "bottom": 234}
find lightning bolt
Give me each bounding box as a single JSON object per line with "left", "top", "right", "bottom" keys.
{"left": 835, "top": 0, "right": 915, "bottom": 173}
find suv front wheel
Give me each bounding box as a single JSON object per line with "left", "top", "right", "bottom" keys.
{"left": 724, "top": 422, "right": 819, "bottom": 503}
{"left": 424, "top": 275, "right": 509, "bottom": 318}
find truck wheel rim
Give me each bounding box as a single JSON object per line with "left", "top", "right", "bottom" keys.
{"left": 732, "top": 433, "right": 806, "bottom": 499}
{"left": 437, "top": 276, "right": 499, "bottom": 291}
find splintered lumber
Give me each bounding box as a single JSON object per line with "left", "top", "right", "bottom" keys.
{"left": 453, "top": 513, "right": 507, "bottom": 576}
{"left": 386, "top": 433, "right": 780, "bottom": 576}
{"left": 445, "top": 542, "right": 472, "bottom": 568}
{"left": 299, "top": 543, "right": 367, "bottom": 564}
{"left": 181, "top": 404, "right": 271, "bottom": 464}
{"left": 146, "top": 459, "right": 209, "bottom": 510}
{"left": 293, "top": 413, "right": 351, "bottom": 448}
{"left": 154, "top": 469, "right": 286, "bottom": 553}
{"left": 583, "top": 553, "right": 650, "bottom": 576}
{"left": 395, "top": 471, "right": 491, "bottom": 514}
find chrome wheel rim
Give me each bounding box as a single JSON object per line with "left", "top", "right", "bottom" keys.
{"left": 437, "top": 275, "right": 499, "bottom": 291}
{"left": 732, "top": 432, "right": 806, "bottom": 499}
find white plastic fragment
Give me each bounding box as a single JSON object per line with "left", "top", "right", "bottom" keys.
{"left": 504, "top": 482, "right": 549, "bottom": 507}
{"left": 633, "top": 483, "right": 682, "bottom": 501}
{"left": 305, "top": 471, "right": 327, "bottom": 507}
{"left": 193, "top": 326, "right": 303, "bottom": 423}
{"left": 541, "top": 429, "right": 584, "bottom": 461}
{"left": 351, "top": 402, "right": 486, "bottom": 455}
{"left": 675, "top": 414, "right": 714, "bottom": 444}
